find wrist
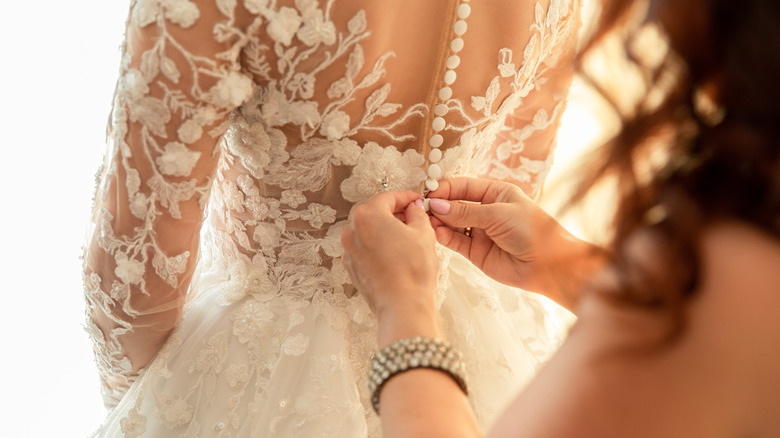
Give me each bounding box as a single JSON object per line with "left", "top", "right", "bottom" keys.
{"left": 537, "top": 229, "right": 608, "bottom": 312}
{"left": 375, "top": 291, "right": 442, "bottom": 348}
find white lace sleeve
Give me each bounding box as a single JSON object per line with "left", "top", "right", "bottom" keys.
{"left": 478, "top": 0, "right": 581, "bottom": 200}
{"left": 82, "top": 0, "right": 252, "bottom": 407}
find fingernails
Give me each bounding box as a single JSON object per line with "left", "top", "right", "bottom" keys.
{"left": 414, "top": 199, "right": 425, "bottom": 210}
{"left": 428, "top": 198, "right": 450, "bottom": 215}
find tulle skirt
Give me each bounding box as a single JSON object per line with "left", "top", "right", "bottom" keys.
{"left": 93, "top": 252, "right": 573, "bottom": 437}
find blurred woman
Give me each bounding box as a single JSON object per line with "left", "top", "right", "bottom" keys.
{"left": 341, "top": 0, "right": 780, "bottom": 436}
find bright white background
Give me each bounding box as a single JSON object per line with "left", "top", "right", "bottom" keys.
{"left": 0, "top": 2, "right": 602, "bottom": 437}
{"left": 0, "top": 1, "right": 130, "bottom": 436}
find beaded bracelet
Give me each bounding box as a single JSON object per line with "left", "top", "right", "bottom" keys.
{"left": 367, "top": 336, "right": 468, "bottom": 414}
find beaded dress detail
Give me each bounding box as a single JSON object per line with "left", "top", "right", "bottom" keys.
{"left": 84, "top": 0, "right": 581, "bottom": 436}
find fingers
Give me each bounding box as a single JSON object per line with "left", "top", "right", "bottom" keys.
{"left": 428, "top": 177, "right": 506, "bottom": 203}
{"left": 350, "top": 191, "right": 421, "bottom": 241}
{"left": 433, "top": 223, "right": 473, "bottom": 259}
{"left": 345, "top": 190, "right": 432, "bottom": 256}
{"left": 404, "top": 199, "right": 431, "bottom": 231}
{"left": 340, "top": 190, "right": 439, "bottom": 315}
{"left": 427, "top": 197, "right": 499, "bottom": 231}
{"left": 366, "top": 190, "right": 423, "bottom": 214}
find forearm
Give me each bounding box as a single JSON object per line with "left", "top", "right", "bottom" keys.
{"left": 380, "top": 369, "right": 482, "bottom": 438}
{"left": 375, "top": 309, "right": 482, "bottom": 438}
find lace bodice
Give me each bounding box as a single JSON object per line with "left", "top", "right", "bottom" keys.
{"left": 84, "top": 0, "right": 581, "bottom": 408}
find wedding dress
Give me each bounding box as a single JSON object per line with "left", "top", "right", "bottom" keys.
{"left": 84, "top": 0, "right": 581, "bottom": 436}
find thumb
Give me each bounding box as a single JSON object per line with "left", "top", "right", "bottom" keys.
{"left": 427, "top": 198, "right": 497, "bottom": 230}
{"left": 405, "top": 199, "right": 432, "bottom": 231}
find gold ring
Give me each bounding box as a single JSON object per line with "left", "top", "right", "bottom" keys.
{"left": 463, "top": 227, "right": 472, "bottom": 237}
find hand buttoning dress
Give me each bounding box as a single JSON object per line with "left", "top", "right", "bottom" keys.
{"left": 83, "top": 0, "right": 581, "bottom": 436}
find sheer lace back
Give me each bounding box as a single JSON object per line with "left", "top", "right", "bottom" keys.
{"left": 84, "top": 0, "right": 580, "bottom": 421}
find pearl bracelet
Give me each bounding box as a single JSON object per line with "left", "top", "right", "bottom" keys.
{"left": 368, "top": 336, "right": 468, "bottom": 414}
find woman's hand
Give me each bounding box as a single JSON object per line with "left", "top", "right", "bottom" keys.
{"left": 341, "top": 190, "right": 443, "bottom": 347}
{"left": 427, "top": 177, "right": 604, "bottom": 311}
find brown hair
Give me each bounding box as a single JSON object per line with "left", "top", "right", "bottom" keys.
{"left": 573, "top": 0, "right": 780, "bottom": 334}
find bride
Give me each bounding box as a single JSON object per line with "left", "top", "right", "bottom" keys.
{"left": 83, "top": 0, "right": 581, "bottom": 436}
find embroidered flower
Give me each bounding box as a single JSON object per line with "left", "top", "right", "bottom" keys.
{"left": 114, "top": 252, "right": 145, "bottom": 285}
{"left": 129, "top": 193, "right": 149, "bottom": 219}
{"left": 331, "top": 138, "right": 361, "bottom": 166}
{"left": 267, "top": 7, "right": 302, "bottom": 46}
{"left": 340, "top": 142, "right": 426, "bottom": 203}
{"left": 296, "top": 7, "right": 336, "bottom": 46}
{"left": 246, "top": 266, "right": 275, "bottom": 296}
{"left": 232, "top": 299, "right": 275, "bottom": 344}
{"left": 261, "top": 88, "right": 292, "bottom": 126}
{"left": 226, "top": 119, "right": 273, "bottom": 179}
{"left": 132, "top": 0, "right": 200, "bottom": 28}
{"left": 253, "top": 222, "right": 282, "bottom": 247}
{"left": 119, "top": 409, "right": 147, "bottom": 438}
{"left": 287, "top": 73, "right": 315, "bottom": 99}
{"left": 233, "top": 175, "right": 282, "bottom": 221}
{"left": 261, "top": 86, "right": 320, "bottom": 127}
{"left": 120, "top": 69, "right": 149, "bottom": 102}
{"left": 220, "top": 256, "right": 258, "bottom": 304}
{"left": 177, "top": 119, "right": 203, "bottom": 144}
{"left": 281, "top": 333, "right": 310, "bottom": 356}
{"left": 133, "top": 0, "right": 162, "bottom": 27}
{"left": 156, "top": 393, "right": 193, "bottom": 428}
{"left": 210, "top": 72, "right": 254, "bottom": 108}
{"left": 253, "top": 198, "right": 284, "bottom": 223}
{"left": 194, "top": 106, "right": 218, "bottom": 125}
{"left": 163, "top": 0, "right": 200, "bottom": 28}
{"left": 243, "top": 0, "right": 269, "bottom": 15}
{"left": 221, "top": 181, "right": 246, "bottom": 213}
{"left": 189, "top": 331, "right": 229, "bottom": 373}
{"left": 300, "top": 203, "right": 337, "bottom": 229}
{"left": 532, "top": 108, "right": 550, "bottom": 127}
{"left": 319, "top": 110, "right": 350, "bottom": 140}
{"left": 280, "top": 189, "right": 306, "bottom": 208}
{"left": 156, "top": 142, "right": 201, "bottom": 177}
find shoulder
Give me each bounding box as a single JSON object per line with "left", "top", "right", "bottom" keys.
{"left": 488, "top": 220, "right": 780, "bottom": 437}
{"left": 584, "top": 220, "right": 780, "bottom": 435}
{"left": 700, "top": 220, "right": 780, "bottom": 290}
{"left": 679, "top": 220, "right": 780, "bottom": 434}
{"left": 694, "top": 220, "right": 780, "bottom": 354}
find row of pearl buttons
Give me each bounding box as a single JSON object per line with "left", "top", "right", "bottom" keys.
{"left": 425, "top": 0, "right": 471, "bottom": 193}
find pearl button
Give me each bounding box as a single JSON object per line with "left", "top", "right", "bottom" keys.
{"left": 450, "top": 38, "right": 464, "bottom": 52}
{"left": 432, "top": 117, "right": 446, "bottom": 132}
{"left": 446, "top": 55, "right": 460, "bottom": 69}
{"left": 443, "top": 70, "right": 457, "bottom": 85}
{"left": 427, "top": 164, "right": 443, "bottom": 179}
{"left": 457, "top": 3, "right": 471, "bottom": 19}
{"left": 453, "top": 20, "right": 468, "bottom": 36}
{"left": 429, "top": 148, "right": 443, "bottom": 163}
{"left": 425, "top": 0, "right": 470, "bottom": 195}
